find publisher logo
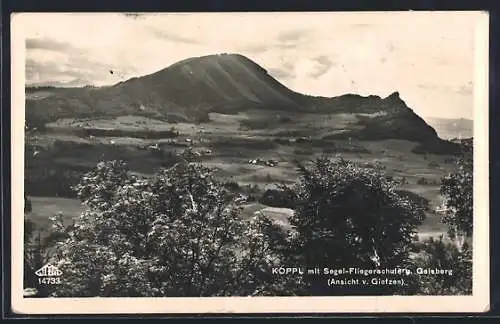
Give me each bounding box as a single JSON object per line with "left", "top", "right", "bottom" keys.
{"left": 35, "top": 264, "right": 62, "bottom": 277}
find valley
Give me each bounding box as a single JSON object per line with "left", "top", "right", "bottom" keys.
{"left": 25, "top": 111, "right": 459, "bottom": 238}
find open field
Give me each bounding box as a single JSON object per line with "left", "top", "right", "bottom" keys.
{"left": 25, "top": 196, "right": 84, "bottom": 237}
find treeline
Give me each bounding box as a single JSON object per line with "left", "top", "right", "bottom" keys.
{"left": 45, "top": 126, "right": 180, "bottom": 140}
{"left": 239, "top": 115, "right": 293, "bottom": 130}
{"left": 25, "top": 168, "right": 84, "bottom": 198}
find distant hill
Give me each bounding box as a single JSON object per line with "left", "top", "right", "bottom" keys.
{"left": 26, "top": 53, "right": 449, "bottom": 147}
{"left": 424, "top": 117, "right": 473, "bottom": 140}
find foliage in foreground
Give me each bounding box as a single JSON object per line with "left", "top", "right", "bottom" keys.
{"left": 412, "top": 236, "right": 472, "bottom": 295}
{"left": 23, "top": 146, "right": 474, "bottom": 297}
{"left": 47, "top": 159, "right": 295, "bottom": 297}
{"left": 282, "top": 156, "right": 427, "bottom": 295}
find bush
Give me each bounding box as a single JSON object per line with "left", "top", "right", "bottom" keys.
{"left": 394, "top": 190, "right": 431, "bottom": 212}
{"left": 46, "top": 159, "right": 293, "bottom": 297}
{"left": 240, "top": 184, "right": 262, "bottom": 202}
{"left": 417, "top": 177, "right": 430, "bottom": 185}
{"left": 259, "top": 189, "right": 296, "bottom": 209}
{"left": 412, "top": 236, "right": 472, "bottom": 295}
{"left": 24, "top": 215, "right": 69, "bottom": 297}
{"left": 284, "top": 157, "right": 426, "bottom": 295}
{"left": 428, "top": 161, "right": 440, "bottom": 168}
{"left": 223, "top": 181, "right": 240, "bottom": 191}
{"left": 25, "top": 168, "right": 84, "bottom": 198}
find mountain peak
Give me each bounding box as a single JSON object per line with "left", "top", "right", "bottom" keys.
{"left": 166, "top": 53, "right": 254, "bottom": 70}
{"left": 126, "top": 51, "right": 300, "bottom": 112}
{"left": 385, "top": 91, "right": 401, "bottom": 101}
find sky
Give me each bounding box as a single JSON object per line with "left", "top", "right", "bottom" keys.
{"left": 16, "top": 12, "right": 484, "bottom": 119}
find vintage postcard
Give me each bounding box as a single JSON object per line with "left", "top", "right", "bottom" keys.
{"left": 11, "top": 11, "right": 489, "bottom": 314}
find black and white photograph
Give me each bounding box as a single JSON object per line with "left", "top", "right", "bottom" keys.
{"left": 11, "top": 11, "right": 489, "bottom": 313}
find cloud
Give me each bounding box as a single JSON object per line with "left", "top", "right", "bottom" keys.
{"left": 26, "top": 51, "right": 137, "bottom": 87}
{"left": 242, "top": 44, "right": 268, "bottom": 54}
{"left": 244, "top": 32, "right": 306, "bottom": 53}
{"left": 417, "top": 84, "right": 436, "bottom": 90}
{"left": 274, "top": 43, "right": 299, "bottom": 50}
{"left": 272, "top": 29, "right": 310, "bottom": 49}
{"left": 309, "top": 55, "right": 335, "bottom": 79}
{"left": 276, "top": 29, "right": 309, "bottom": 42}
{"left": 26, "top": 58, "right": 89, "bottom": 86}
{"left": 267, "top": 67, "right": 295, "bottom": 80}
{"left": 417, "top": 82, "right": 473, "bottom": 96}
{"left": 26, "top": 38, "right": 76, "bottom": 52}
{"left": 149, "top": 27, "right": 201, "bottom": 45}
{"left": 279, "top": 58, "right": 294, "bottom": 71}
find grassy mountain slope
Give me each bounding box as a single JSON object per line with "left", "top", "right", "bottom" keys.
{"left": 26, "top": 53, "right": 452, "bottom": 147}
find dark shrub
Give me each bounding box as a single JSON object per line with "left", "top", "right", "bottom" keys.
{"left": 259, "top": 189, "right": 296, "bottom": 209}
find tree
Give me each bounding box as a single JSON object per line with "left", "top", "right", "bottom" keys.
{"left": 440, "top": 140, "right": 473, "bottom": 242}
{"left": 24, "top": 194, "right": 32, "bottom": 213}
{"left": 284, "top": 156, "right": 426, "bottom": 295}
{"left": 48, "top": 159, "right": 291, "bottom": 297}
{"left": 412, "top": 140, "right": 474, "bottom": 295}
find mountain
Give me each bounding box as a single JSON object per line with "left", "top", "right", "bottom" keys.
{"left": 26, "top": 53, "right": 448, "bottom": 147}
{"left": 26, "top": 53, "right": 303, "bottom": 126}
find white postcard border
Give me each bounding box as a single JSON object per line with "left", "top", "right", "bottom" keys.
{"left": 10, "top": 11, "right": 490, "bottom": 314}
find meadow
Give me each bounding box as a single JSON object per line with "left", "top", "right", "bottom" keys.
{"left": 25, "top": 111, "right": 459, "bottom": 239}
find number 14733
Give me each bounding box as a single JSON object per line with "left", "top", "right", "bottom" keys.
{"left": 38, "top": 277, "right": 61, "bottom": 285}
